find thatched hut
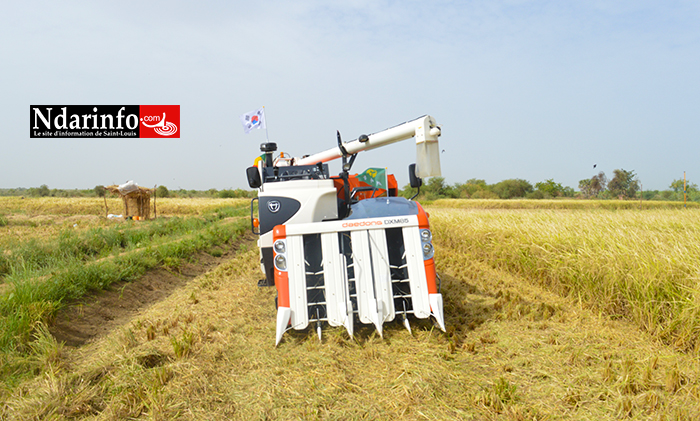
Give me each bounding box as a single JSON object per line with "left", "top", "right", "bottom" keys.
{"left": 106, "top": 181, "right": 154, "bottom": 220}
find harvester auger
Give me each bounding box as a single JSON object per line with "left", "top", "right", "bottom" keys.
{"left": 245, "top": 115, "right": 445, "bottom": 346}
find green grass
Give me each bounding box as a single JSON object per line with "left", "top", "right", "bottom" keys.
{"left": 0, "top": 204, "right": 249, "bottom": 388}
{"left": 0, "top": 206, "right": 247, "bottom": 282}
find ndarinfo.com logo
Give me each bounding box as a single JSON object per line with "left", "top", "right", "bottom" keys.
{"left": 30, "top": 105, "right": 180, "bottom": 138}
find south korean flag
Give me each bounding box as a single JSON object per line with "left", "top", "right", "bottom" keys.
{"left": 240, "top": 107, "right": 266, "bottom": 134}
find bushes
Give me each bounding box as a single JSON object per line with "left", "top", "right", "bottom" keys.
{"left": 403, "top": 177, "right": 531, "bottom": 200}
{"left": 218, "top": 189, "right": 255, "bottom": 199}
{"left": 94, "top": 185, "right": 106, "bottom": 198}
{"left": 1, "top": 187, "right": 258, "bottom": 199}
{"left": 492, "top": 179, "right": 533, "bottom": 199}
{"left": 156, "top": 185, "right": 170, "bottom": 198}
{"left": 26, "top": 185, "right": 50, "bottom": 197}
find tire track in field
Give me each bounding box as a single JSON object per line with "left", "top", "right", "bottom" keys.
{"left": 49, "top": 232, "right": 257, "bottom": 346}
{"left": 0, "top": 217, "right": 247, "bottom": 295}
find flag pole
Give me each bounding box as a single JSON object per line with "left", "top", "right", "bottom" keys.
{"left": 385, "top": 167, "right": 388, "bottom": 197}
{"left": 263, "top": 106, "right": 270, "bottom": 143}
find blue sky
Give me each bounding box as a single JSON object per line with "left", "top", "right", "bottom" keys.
{"left": 2, "top": 1, "right": 698, "bottom": 191}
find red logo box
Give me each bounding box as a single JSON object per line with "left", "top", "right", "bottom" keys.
{"left": 139, "top": 105, "right": 180, "bottom": 138}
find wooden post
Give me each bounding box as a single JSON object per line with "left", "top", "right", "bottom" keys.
{"left": 684, "top": 171, "right": 687, "bottom": 208}
{"left": 154, "top": 185, "right": 157, "bottom": 219}
{"left": 103, "top": 194, "right": 109, "bottom": 217}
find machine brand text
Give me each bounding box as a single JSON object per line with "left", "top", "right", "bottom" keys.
{"left": 340, "top": 218, "right": 410, "bottom": 228}
{"left": 382, "top": 218, "right": 410, "bottom": 225}
{"left": 30, "top": 105, "right": 180, "bottom": 138}
{"left": 341, "top": 220, "right": 383, "bottom": 228}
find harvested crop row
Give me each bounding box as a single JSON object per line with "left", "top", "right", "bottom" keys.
{"left": 3, "top": 230, "right": 699, "bottom": 419}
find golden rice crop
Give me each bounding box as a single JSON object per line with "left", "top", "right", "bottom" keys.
{"left": 4, "top": 197, "right": 700, "bottom": 419}
{"left": 430, "top": 198, "right": 699, "bottom": 210}
{"left": 0, "top": 197, "right": 249, "bottom": 217}
{"left": 0, "top": 197, "right": 124, "bottom": 216}
{"left": 429, "top": 206, "right": 700, "bottom": 353}
{"left": 4, "top": 236, "right": 700, "bottom": 419}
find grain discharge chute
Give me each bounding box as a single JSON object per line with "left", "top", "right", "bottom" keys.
{"left": 245, "top": 115, "right": 445, "bottom": 345}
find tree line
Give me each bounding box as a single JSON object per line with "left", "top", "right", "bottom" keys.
{"left": 0, "top": 185, "right": 255, "bottom": 199}
{"left": 2, "top": 168, "right": 697, "bottom": 202}
{"left": 399, "top": 169, "right": 699, "bottom": 202}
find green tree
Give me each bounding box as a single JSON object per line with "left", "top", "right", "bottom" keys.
{"left": 219, "top": 188, "right": 254, "bottom": 198}
{"left": 670, "top": 178, "right": 698, "bottom": 193}
{"left": 578, "top": 179, "right": 592, "bottom": 198}
{"left": 422, "top": 177, "right": 450, "bottom": 199}
{"left": 535, "top": 179, "right": 565, "bottom": 198}
{"left": 94, "top": 185, "right": 106, "bottom": 197}
{"left": 454, "top": 179, "right": 489, "bottom": 198}
{"left": 608, "top": 169, "right": 639, "bottom": 199}
{"left": 492, "top": 179, "right": 533, "bottom": 199}
{"left": 156, "top": 185, "right": 170, "bottom": 198}
{"left": 590, "top": 172, "right": 607, "bottom": 197}
{"left": 37, "top": 184, "right": 50, "bottom": 197}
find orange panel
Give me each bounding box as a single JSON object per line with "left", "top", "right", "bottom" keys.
{"left": 332, "top": 173, "right": 397, "bottom": 201}
{"left": 272, "top": 225, "right": 289, "bottom": 308}
{"left": 423, "top": 258, "right": 438, "bottom": 294}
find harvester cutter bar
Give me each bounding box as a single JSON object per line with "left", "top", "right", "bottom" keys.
{"left": 274, "top": 216, "right": 442, "bottom": 345}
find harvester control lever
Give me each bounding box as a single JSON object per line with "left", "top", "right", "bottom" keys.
{"left": 337, "top": 130, "right": 349, "bottom": 158}
{"left": 315, "top": 162, "right": 325, "bottom": 179}
{"left": 351, "top": 186, "right": 376, "bottom": 202}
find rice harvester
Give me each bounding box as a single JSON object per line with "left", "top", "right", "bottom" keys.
{"left": 245, "top": 115, "right": 445, "bottom": 346}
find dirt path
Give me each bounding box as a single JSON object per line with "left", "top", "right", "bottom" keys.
{"left": 49, "top": 233, "right": 256, "bottom": 347}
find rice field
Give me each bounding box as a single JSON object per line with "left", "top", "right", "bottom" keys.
{"left": 429, "top": 198, "right": 699, "bottom": 210}
{"left": 0, "top": 197, "right": 250, "bottom": 389}
{"left": 429, "top": 204, "right": 700, "bottom": 353}
{"left": 1, "top": 198, "right": 700, "bottom": 419}
{"left": 0, "top": 196, "right": 249, "bottom": 217}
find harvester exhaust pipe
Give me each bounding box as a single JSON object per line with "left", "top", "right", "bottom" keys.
{"left": 260, "top": 142, "right": 277, "bottom": 167}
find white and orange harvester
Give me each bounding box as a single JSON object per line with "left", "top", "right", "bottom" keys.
{"left": 245, "top": 115, "right": 445, "bottom": 345}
